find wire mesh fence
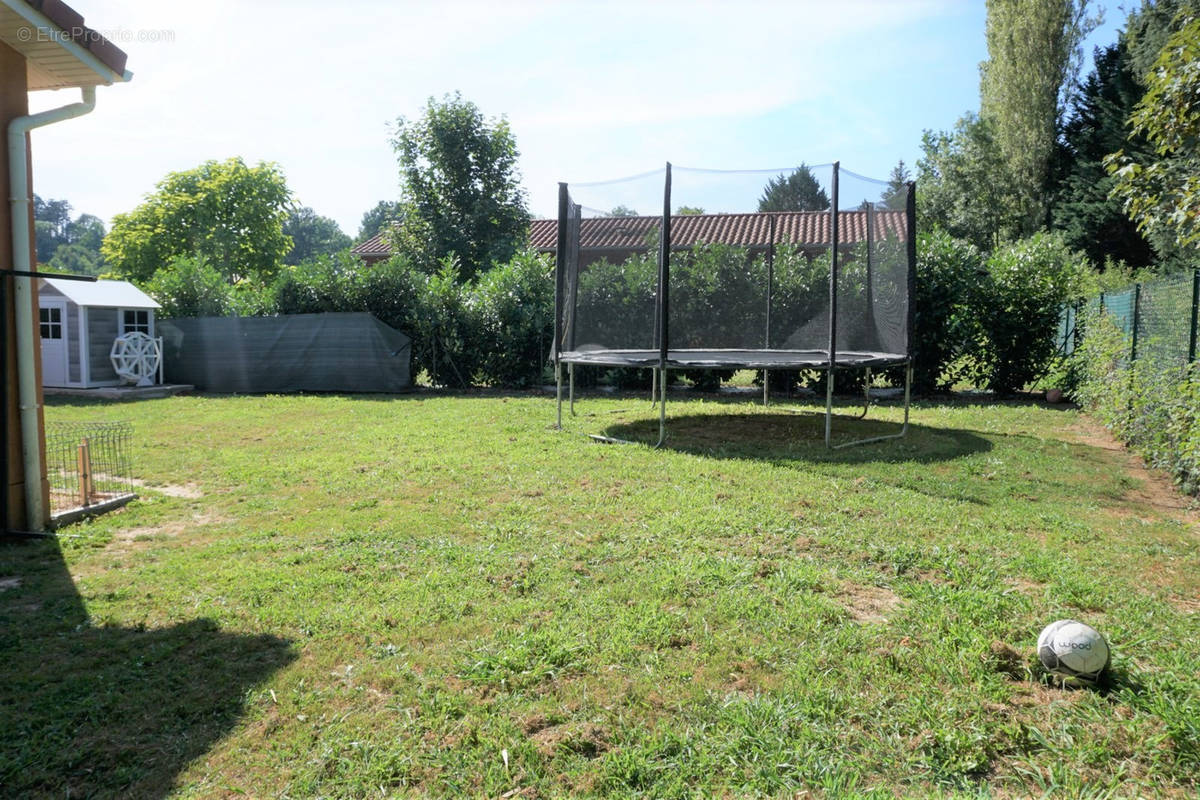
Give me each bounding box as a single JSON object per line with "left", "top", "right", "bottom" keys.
{"left": 44, "top": 421, "right": 136, "bottom": 519}
{"left": 1062, "top": 270, "right": 1200, "bottom": 367}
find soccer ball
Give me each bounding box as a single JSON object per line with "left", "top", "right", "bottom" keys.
{"left": 1037, "top": 619, "right": 1110, "bottom": 683}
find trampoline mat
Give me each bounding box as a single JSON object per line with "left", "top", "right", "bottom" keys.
{"left": 559, "top": 349, "right": 908, "bottom": 370}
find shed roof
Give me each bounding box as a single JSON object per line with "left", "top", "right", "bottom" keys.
{"left": 0, "top": 0, "right": 130, "bottom": 89}
{"left": 40, "top": 278, "right": 159, "bottom": 309}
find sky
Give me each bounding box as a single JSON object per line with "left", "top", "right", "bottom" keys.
{"left": 26, "top": 0, "right": 1127, "bottom": 236}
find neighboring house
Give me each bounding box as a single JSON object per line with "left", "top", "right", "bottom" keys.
{"left": 1, "top": 0, "right": 130, "bottom": 531}
{"left": 37, "top": 278, "right": 159, "bottom": 389}
{"left": 350, "top": 209, "right": 909, "bottom": 267}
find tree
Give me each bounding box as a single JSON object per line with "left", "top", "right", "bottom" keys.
{"left": 32, "top": 198, "right": 108, "bottom": 274}
{"left": 46, "top": 243, "right": 105, "bottom": 277}
{"left": 676, "top": 206, "right": 705, "bottom": 215}
{"left": 356, "top": 200, "right": 402, "bottom": 243}
{"left": 33, "top": 195, "right": 72, "bottom": 262}
{"left": 390, "top": 93, "right": 529, "bottom": 279}
{"left": 609, "top": 205, "right": 638, "bottom": 217}
{"left": 917, "top": 114, "right": 1022, "bottom": 249}
{"left": 1052, "top": 41, "right": 1155, "bottom": 267}
{"left": 1124, "top": 0, "right": 1200, "bottom": 80}
{"left": 757, "top": 165, "right": 829, "bottom": 212}
{"left": 67, "top": 214, "right": 106, "bottom": 254}
{"left": 283, "top": 206, "right": 351, "bottom": 265}
{"left": 980, "top": 0, "right": 1098, "bottom": 233}
{"left": 881, "top": 160, "right": 912, "bottom": 210}
{"left": 1106, "top": 14, "right": 1200, "bottom": 251}
{"left": 103, "top": 157, "right": 293, "bottom": 284}
{"left": 144, "top": 254, "right": 234, "bottom": 318}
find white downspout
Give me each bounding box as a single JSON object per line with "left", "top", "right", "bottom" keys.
{"left": 8, "top": 86, "right": 96, "bottom": 532}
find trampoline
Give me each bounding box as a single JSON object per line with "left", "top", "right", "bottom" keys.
{"left": 552, "top": 162, "right": 916, "bottom": 449}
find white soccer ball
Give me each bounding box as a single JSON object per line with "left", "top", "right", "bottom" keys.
{"left": 1037, "top": 619, "right": 1110, "bottom": 683}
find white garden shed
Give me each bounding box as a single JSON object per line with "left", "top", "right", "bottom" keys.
{"left": 38, "top": 278, "right": 160, "bottom": 388}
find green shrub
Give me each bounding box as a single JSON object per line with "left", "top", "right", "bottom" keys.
{"left": 1072, "top": 309, "right": 1200, "bottom": 494}
{"left": 473, "top": 249, "right": 554, "bottom": 387}
{"left": 144, "top": 254, "right": 234, "bottom": 318}
{"left": 910, "top": 229, "right": 983, "bottom": 392}
{"left": 967, "top": 232, "right": 1089, "bottom": 394}
{"left": 418, "top": 258, "right": 482, "bottom": 387}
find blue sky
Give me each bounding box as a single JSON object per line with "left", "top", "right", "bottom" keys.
{"left": 27, "top": 0, "right": 1126, "bottom": 236}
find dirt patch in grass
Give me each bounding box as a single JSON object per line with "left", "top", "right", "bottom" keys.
{"left": 1063, "top": 420, "right": 1198, "bottom": 522}
{"left": 529, "top": 721, "right": 608, "bottom": 759}
{"left": 128, "top": 478, "right": 204, "bottom": 499}
{"left": 841, "top": 583, "right": 903, "bottom": 624}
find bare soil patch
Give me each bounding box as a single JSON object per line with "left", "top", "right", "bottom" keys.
{"left": 529, "top": 722, "right": 608, "bottom": 759}
{"left": 841, "top": 583, "right": 902, "bottom": 624}
{"left": 1062, "top": 420, "right": 1198, "bottom": 523}
{"left": 128, "top": 478, "right": 204, "bottom": 499}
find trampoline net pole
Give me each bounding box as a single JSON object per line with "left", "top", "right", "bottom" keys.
{"left": 555, "top": 183, "right": 568, "bottom": 366}
{"left": 554, "top": 183, "right": 568, "bottom": 430}
{"left": 825, "top": 162, "right": 840, "bottom": 448}
{"left": 659, "top": 162, "right": 672, "bottom": 371}
{"left": 765, "top": 214, "right": 775, "bottom": 407}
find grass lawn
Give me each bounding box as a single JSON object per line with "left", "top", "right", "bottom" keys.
{"left": 2, "top": 390, "right": 1199, "bottom": 798}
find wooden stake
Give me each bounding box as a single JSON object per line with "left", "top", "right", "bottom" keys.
{"left": 77, "top": 438, "right": 93, "bottom": 507}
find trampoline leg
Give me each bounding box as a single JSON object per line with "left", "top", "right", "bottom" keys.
{"left": 763, "top": 369, "right": 769, "bottom": 407}
{"left": 829, "top": 361, "right": 914, "bottom": 450}
{"left": 654, "top": 367, "right": 667, "bottom": 449}
{"left": 824, "top": 366, "right": 835, "bottom": 448}
{"left": 856, "top": 368, "right": 872, "bottom": 420}
{"left": 569, "top": 363, "right": 576, "bottom": 416}
{"left": 556, "top": 361, "right": 563, "bottom": 430}
{"left": 651, "top": 368, "right": 658, "bottom": 407}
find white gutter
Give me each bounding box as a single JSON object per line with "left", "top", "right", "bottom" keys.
{"left": 2, "top": 0, "right": 128, "bottom": 88}
{"left": 8, "top": 85, "right": 96, "bottom": 531}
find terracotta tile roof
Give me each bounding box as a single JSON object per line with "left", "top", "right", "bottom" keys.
{"left": 352, "top": 231, "right": 392, "bottom": 259}
{"left": 351, "top": 210, "right": 908, "bottom": 263}
{"left": 531, "top": 210, "right": 907, "bottom": 250}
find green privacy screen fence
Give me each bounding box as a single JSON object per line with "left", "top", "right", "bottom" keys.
{"left": 1061, "top": 270, "right": 1200, "bottom": 366}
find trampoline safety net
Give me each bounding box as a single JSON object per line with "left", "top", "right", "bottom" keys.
{"left": 554, "top": 162, "right": 914, "bottom": 371}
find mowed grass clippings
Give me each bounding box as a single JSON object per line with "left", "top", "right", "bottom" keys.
{"left": 1, "top": 391, "right": 1196, "bottom": 798}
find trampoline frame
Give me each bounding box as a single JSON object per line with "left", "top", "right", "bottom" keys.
{"left": 552, "top": 162, "right": 917, "bottom": 449}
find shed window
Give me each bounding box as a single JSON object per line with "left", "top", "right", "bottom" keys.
{"left": 40, "top": 307, "right": 62, "bottom": 339}
{"left": 122, "top": 309, "right": 150, "bottom": 335}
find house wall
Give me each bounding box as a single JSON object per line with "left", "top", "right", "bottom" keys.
{"left": 87, "top": 307, "right": 120, "bottom": 384}
{"left": 38, "top": 283, "right": 82, "bottom": 384}
{"left": 1, "top": 40, "right": 48, "bottom": 531}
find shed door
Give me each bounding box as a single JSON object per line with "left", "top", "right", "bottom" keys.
{"left": 40, "top": 300, "right": 69, "bottom": 387}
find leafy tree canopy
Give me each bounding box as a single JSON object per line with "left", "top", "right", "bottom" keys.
{"left": 390, "top": 92, "right": 529, "bottom": 279}
{"left": 356, "top": 200, "right": 403, "bottom": 243}
{"left": 102, "top": 157, "right": 293, "bottom": 284}
{"left": 609, "top": 205, "right": 638, "bottom": 217}
{"left": 1106, "top": 13, "right": 1200, "bottom": 251}
{"left": 881, "top": 160, "right": 912, "bottom": 210}
{"left": 1124, "top": 0, "right": 1200, "bottom": 80}
{"left": 676, "top": 206, "right": 705, "bottom": 216}
{"left": 917, "top": 113, "right": 1022, "bottom": 250}
{"left": 33, "top": 196, "right": 107, "bottom": 273}
{"left": 979, "top": 0, "right": 1099, "bottom": 233}
{"left": 1051, "top": 41, "right": 1155, "bottom": 267}
{"left": 283, "top": 206, "right": 351, "bottom": 265}
{"left": 757, "top": 165, "right": 829, "bottom": 212}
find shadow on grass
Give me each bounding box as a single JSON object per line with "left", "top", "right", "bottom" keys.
{"left": 0, "top": 537, "right": 294, "bottom": 798}
{"left": 598, "top": 408, "right": 992, "bottom": 465}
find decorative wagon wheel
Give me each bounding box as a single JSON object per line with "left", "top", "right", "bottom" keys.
{"left": 109, "top": 331, "right": 161, "bottom": 387}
